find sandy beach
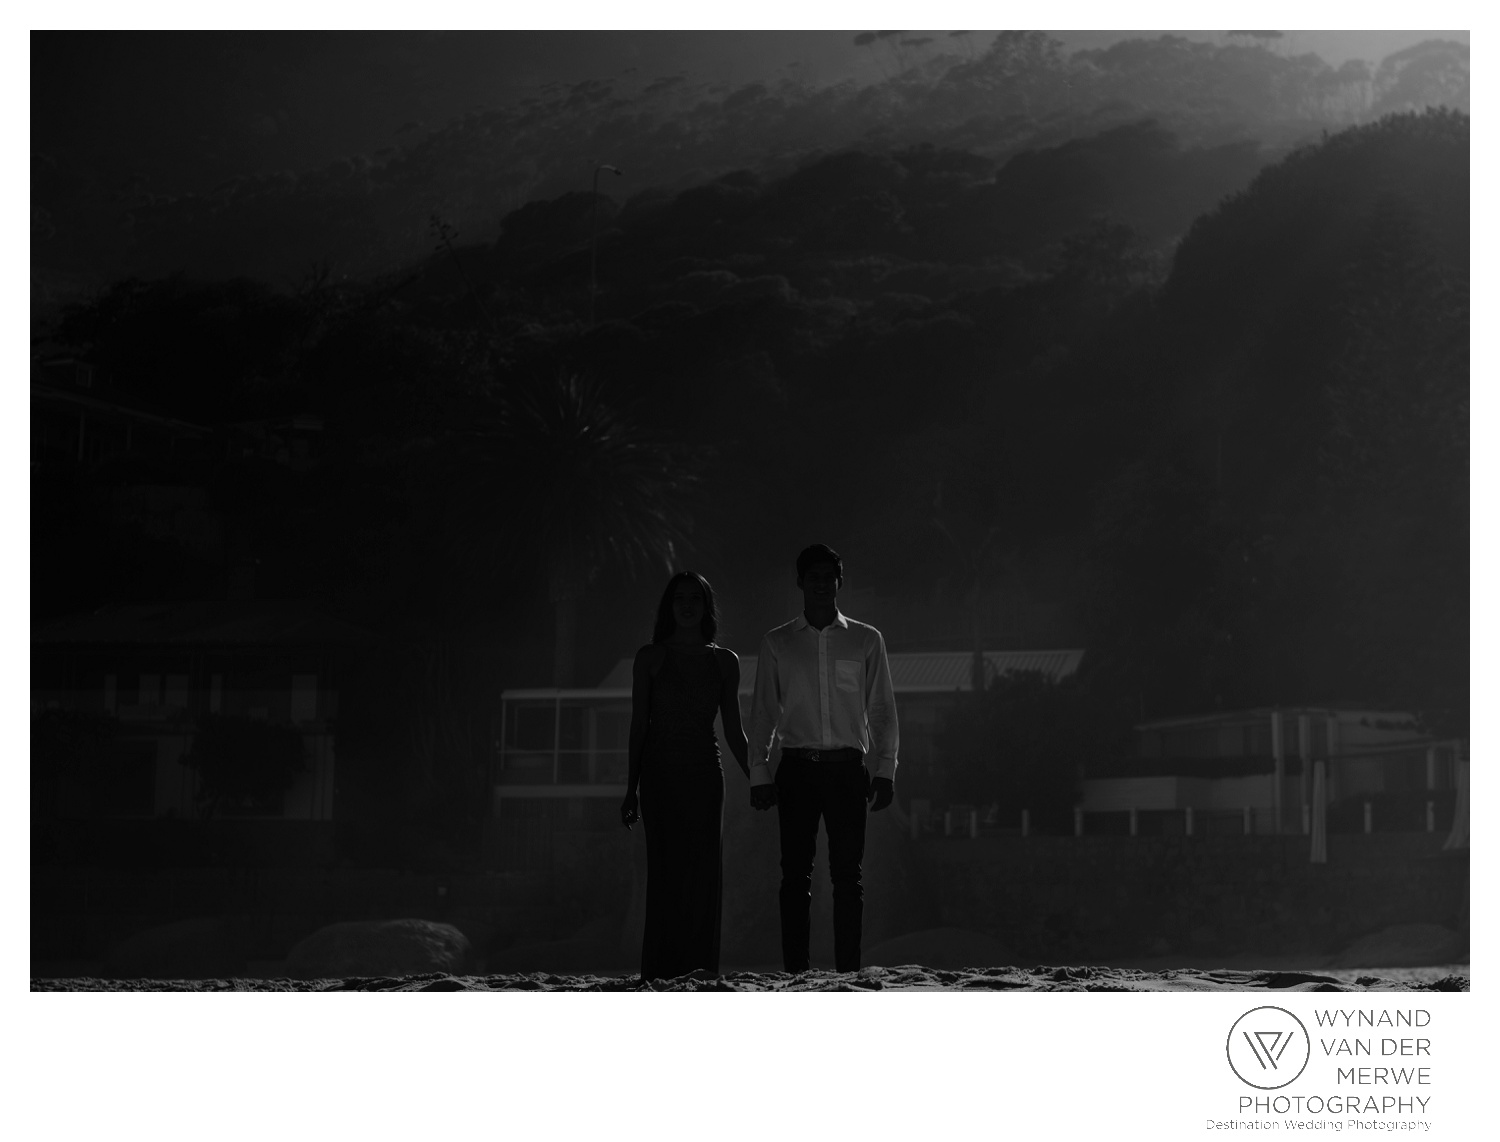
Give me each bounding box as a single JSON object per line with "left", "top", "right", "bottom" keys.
{"left": 31, "top": 962, "right": 1469, "bottom": 992}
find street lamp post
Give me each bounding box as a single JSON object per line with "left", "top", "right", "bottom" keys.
{"left": 589, "top": 164, "right": 623, "bottom": 327}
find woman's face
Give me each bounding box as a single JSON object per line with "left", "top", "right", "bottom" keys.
{"left": 672, "top": 579, "right": 707, "bottom": 634}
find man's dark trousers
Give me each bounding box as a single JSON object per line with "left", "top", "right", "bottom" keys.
{"left": 774, "top": 747, "right": 868, "bottom": 973}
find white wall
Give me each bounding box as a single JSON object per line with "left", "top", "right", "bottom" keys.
{"left": 1081, "top": 774, "right": 1274, "bottom": 812}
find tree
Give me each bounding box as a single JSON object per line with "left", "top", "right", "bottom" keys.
{"left": 1312, "top": 192, "right": 1468, "bottom": 733}
{"left": 1082, "top": 110, "right": 1469, "bottom": 718}
{"left": 494, "top": 372, "right": 700, "bottom": 686}
{"left": 936, "top": 671, "right": 1128, "bottom": 829}
{"left": 184, "top": 715, "right": 307, "bottom": 818}
{"left": 32, "top": 710, "right": 121, "bottom": 821}
{"left": 1372, "top": 40, "right": 1469, "bottom": 115}
{"left": 54, "top": 275, "right": 313, "bottom": 422}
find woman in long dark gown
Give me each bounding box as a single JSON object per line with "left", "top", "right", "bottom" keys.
{"left": 620, "top": 571, "right": 750, "bottom": 982}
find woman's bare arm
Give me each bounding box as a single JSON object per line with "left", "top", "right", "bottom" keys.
{"left": 716, "top": 648, "right": 751, "bottom": 780}
{"left": 622, "top": 645, "right": 658, "bottom": 826}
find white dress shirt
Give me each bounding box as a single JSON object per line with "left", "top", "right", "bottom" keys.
{"left": 747, "top": 610, "right": 899, "bottom": 786}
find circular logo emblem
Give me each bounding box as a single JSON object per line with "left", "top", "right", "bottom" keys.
{"left": 1226, "top": 1006, "right": 1311, "bottom": 1089}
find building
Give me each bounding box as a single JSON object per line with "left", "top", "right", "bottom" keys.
{"left": 32, "top": 353, "right": 325, "bottom": 473}
{"left": 488, "top": 648, "right": 1083, "bottom": 865}
{"left": 32, "top": 365, "right": 220, "bottom": 470}
{"left": 1080, "top": 706, "right": 1466, "bottom": 836}
{"left": 32, "top": 600, "right": 374, "bottom": 824}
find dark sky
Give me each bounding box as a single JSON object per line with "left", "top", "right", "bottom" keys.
{"left": 30, "top": 29, "right": 1468, "bottom": 293}
{"left": 32, "top": 30, "right": 1466, "bottom": 188}
{"left": 34, "top": 31, "right": 1464, "bottom": 177}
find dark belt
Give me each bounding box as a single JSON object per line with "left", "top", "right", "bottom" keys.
{"left": 781, "top": 747, "right": 863, "bottom": 762}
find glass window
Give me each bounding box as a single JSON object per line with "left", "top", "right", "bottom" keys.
{"left": 594, "top": 709, "right": 631, "bottom": 749}
{"left": 592, "top": 708, "right": 631, "bottom": 784}
{"left": 291, "top": 674, "right": 318, "bottom": 723}
{"left": 1247, "top": 720, "right": 1271, "bottom": 756}
{"left": 501, "top": 753, "right": 554, "bottom": 782}
{"left": 594, "top": 751, "right": 628, "bottom": 784}
{"left": 559, "top": 705, "right": 584, "bottom": 750}
{"left": 556, "top": 704, "right": 589, "bottom": 782}
{"left": 508, "top": 703, "right": 555, "bottom": 750}
{"left": 90, "top": 739, "right": 157, "bottom": 817}
{"left": 165, "top": 675, "right": 190, "bottom": 711}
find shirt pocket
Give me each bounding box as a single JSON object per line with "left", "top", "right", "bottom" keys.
{"left": 834, "top": 659, "right": 862, "bottom": 694}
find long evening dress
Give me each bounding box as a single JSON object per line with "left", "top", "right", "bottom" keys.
{"left": 638, "top": 644, "right": 725, "bottom": 981}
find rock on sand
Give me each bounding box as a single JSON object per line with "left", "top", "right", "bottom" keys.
{"left": 286, "top": 919, "right": 475, "bottom": 980}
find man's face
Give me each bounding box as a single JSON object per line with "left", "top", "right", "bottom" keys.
{"left": 798, "top": 562, "right": 841, "bottom": 612}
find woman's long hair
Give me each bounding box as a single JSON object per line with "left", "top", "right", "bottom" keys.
{"left": 652, "top": 571, "right": 719, "bottom": 645}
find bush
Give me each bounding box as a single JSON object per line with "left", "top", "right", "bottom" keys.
{"left": 32, "top": 709, "right": 122, "bottom": 820}
{"left": 184, "top": 715, "right": 307, "bottom": 818}
{"left": 936, "top": 670, "right": 1127, "bottom": 827}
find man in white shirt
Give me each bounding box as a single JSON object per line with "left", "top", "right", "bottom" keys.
{"left": 747, "top": 543, "right": 899, "bottom": 973}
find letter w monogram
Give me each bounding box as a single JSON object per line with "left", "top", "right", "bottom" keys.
{"left": 1243, "top": 1031, "right": 1294, "bottom": 1070}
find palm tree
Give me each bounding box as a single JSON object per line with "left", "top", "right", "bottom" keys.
{"left": 495, "top": 371, "right": 699, "bottom": 686}
{"left": 344, "top": 370, "right": 696, "bottom": 853}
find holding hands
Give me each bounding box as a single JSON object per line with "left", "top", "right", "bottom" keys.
{"left": 750, "top": 783, "right": 779, "bottom": 811}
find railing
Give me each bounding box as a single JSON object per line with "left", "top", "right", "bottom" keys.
{"left": 905, "top": 791, "right": 1459, "bottom": 839}
{"left": 496, "top": 697, "right": 631, "bottom": 789}
{"left": 494, "top": 748, "right": 628, "bottom": 786}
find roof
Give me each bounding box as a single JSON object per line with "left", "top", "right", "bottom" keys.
{"left": 31, "top": 381, "right": 213, "bottom": 435}
{"left": 32, "top": 601, "right": 378, "bottom": 647}
{"left": 1135, "top": 706, "right": 1420, "bottom": 731}
{"left": 885, "top": 650, "right": 1084, "bottom": 692}
{"left": 589, "top": 648, "right": 1084, "bottom": 695}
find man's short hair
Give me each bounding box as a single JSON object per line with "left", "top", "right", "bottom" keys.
{"left": 796, "top": 543, "right": 843, "bottom": 585}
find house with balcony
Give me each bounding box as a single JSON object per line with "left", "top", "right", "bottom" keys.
{"left": 1079, "top": 706, "right": 1466, "bottom": 837}
{"left": 32, "top": 600, "right": 375, "bottom": 829}
{"left": 488, "top": 648, "right": 1083, "bottom": 866}
{"left": 31, "top": 353, "right": 226, "bottom": 472}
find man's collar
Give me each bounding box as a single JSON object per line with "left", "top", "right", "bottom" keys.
{"left": 795, "top": 609, "right": 849, "bottom": 631}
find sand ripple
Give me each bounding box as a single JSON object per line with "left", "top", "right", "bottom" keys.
{"left": 30, "top": 964, "right": 1469, "bottom": 993}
